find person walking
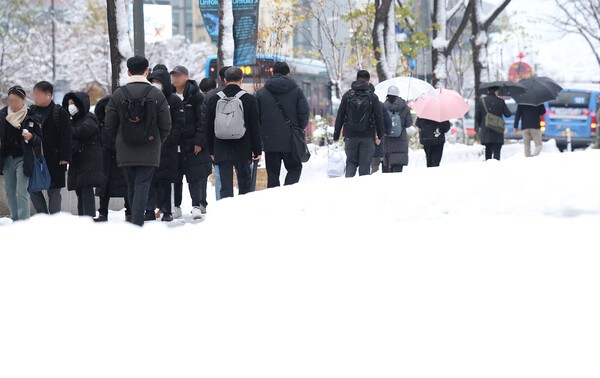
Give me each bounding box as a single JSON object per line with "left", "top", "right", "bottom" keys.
{"left": 416, "top": 117, "right": 451, "bottom": 167}
{"left": 206, "top": 67, "right": 261, "bottom": 199}
{"left": 333, "top": 70, "right": 384, "bottom": 177}
{"left": 202, "top": 66, "right": 230, "bottom": 201}
{"left": 63, "top": 92, "right": 105, "bottom": 217}
{"left": 29, "top": 81, "right": 72, "bottom": 214}
{"left": 476, "top": 87, "right": 512, "bottom": 161}
{"left": 0, "top": 85, "right": 43, "bottom": 221}
{"left": 145, "top": 68, "right": 185, "bottom": 222}
{"left": 383, "top": 86, "right": 413, "bottom": 173}
{"left": 257, "top": 62, "right": 310, "bottom": 188}
{"left": 514, "top": 104, "right": 546, "bottom": 157}
{"left": 171, "top": 65, "right": 213, "bottom": 218}
{"left": 93, "top": 95, "right": 131, "bottom": 222}
{"left": 104, "top": 55, "right": 172, "bottom": 226}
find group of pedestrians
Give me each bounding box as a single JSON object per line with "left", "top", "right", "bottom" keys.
{"left": 0, "top": 56, "right": 312, "bottom": 225}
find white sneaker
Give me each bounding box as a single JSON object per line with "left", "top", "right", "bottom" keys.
{"left": 173, "top": 207, "right": 183, "bottom": 219}
{"left": 191, "top": 206, "right": 203, "bottom": 220}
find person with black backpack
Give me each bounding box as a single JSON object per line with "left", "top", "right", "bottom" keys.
{"left": 105, "top": 55, "right": 172, "bottom": 226}
{"left": 333, "top": 70, "right": 385, "bottom": 177}
{"left": 383, "top": 85, "right": 413, "bottom": 173}
{"left": 30, "top": 81, "right": 72, "bottom": 214}
{"left": 257, "top": 62, "right": 310, "bottom": 188}
{"left": 206, "top": 67, "right": 261, "bottom": 199}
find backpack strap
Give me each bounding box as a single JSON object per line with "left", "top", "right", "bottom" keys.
{"left": 268, "top": 90, "right": 295, "bottom": 127}
{"left": 482, "top": 96, "right": 490, "bottom": 113}
{"left": 141, "top": 85, "right": 154, "bottom": 99}
{"left": 234, "top": 90, "right": 247, "bottom": 99}
{"left": 53, "top": 104, "right": 60, "bottom": 130}
{"left": 217, "top": 91, "right": 226, "bottom": 99}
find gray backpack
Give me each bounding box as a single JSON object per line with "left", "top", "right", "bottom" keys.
{"left": 215, "top": 90, "right": 247, "bottom": 140}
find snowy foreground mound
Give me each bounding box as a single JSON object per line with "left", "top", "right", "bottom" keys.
{"left": 1, "top": 151, "right": 600, "bottom": 378}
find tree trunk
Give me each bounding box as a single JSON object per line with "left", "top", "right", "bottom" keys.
{"left": 218, "top": 0, "right": 234, "bottom": 74}
{"left": 373, "top": 0, "right": 394, "bottom": 82}
{"left": 106, "top": 0, "right": 121, "bottom": 93}
{"left": 470, "top": 1, "right": 484, "bottom": 100}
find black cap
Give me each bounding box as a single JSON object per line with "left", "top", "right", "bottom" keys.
{"left": 170, "top": 66, "right": 189, "bottom": 76}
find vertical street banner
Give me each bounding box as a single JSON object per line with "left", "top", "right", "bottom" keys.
{"left": 199, "top": 0, "right": 260, "bottom": 66}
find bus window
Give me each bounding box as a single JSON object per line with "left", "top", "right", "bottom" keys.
{"left": 549, "top": 92, "right": 591, "bottom": 108}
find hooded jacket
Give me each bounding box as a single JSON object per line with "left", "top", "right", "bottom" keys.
{"left": 334, "top": 80, "right": 385, "bottom": 141}
{"left": 383, "top": 95, "right": 413, "bottom": 166}
{"left": 257, "top": 74, "right": 310, "bottom": 153}
{"left": 62, "top": 92, "right": 105, "bottom": 190}
{"left": 148, "top": 69, "right": 185, "bottom": 182}
{"left": 174, "top": 79, "right": 212, "bottom": 181}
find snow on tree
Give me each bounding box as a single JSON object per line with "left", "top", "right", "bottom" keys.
{"left": 553, "top": 0, "right": 600, "bottom": 69}
{"left": 218, "top": 0, "right": 234, "bottom": 71}
{"left": 145, "top": 36, "right": 216, "bottom": 81}
{"left": 107, "top": 0, "right": 133, "bottom": 91}
{"left": 470, "top": 0, "right": 512, "bottom": 99}
{"left": 372, "top": 0, "right": 398, "bottom": 81}
{"left": 431, "top": 0, "right": 472, "bottom": 88}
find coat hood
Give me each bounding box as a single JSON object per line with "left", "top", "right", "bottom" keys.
{"left": 63, "top": 91, "right": 90, "bottom": 121}
{"left": 148, "top": 69, "right": 173, "bottom": 96}
{"left": 94, "top": 95, "right": 111, "bottom": 124}
{"left": 350, "top": 80, "right": 371, "bottom": 91}
{"left": 183, "top": 79, "right": 200, "bottom": 100}
{"left": 264, "top": 74, "right": 298, "bottom": 95}
{"left": 385, "top": 96, "right": 408, "bottom": 112}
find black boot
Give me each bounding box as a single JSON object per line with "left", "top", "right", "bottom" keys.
{"left": 144, "top": 210, "right": 156, "bottom": 221}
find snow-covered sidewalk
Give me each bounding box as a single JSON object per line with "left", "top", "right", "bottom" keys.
{"left": 1, "top": 147, "right": 599, "bottom": 378}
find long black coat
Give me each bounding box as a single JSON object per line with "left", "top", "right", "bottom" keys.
{"left": 30, "top": 101, "right": 71, "bottom": 188}
{"left": 475, "top": 94, "right": 512, "bottom": 145}
{"left": 206, "top": 84, "right": 262, "bottom": 164}
{"left": 177, "top": 80, "right": 212, "bottom": 182}
{"left": 384, "top": 96, "right": 413, "bottom": 166}
{"left": 257, "top": 74, "right": 310, "bottom": 153}
{"left": 95, "top": 95, "right": 127, "bottom": 198}
{"left": 63, "top": 92, "right": 105, "bottom": 191}
{"left": 148, "top": 69, "right": 185, "bottom": 183}
{"left": 0, "top": 108, "right": 43, "bottom": 177}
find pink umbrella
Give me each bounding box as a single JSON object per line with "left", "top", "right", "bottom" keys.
{"left": 410, "top": 88, "right": 469, "bottom": 122}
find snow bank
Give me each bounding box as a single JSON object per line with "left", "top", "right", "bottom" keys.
{"left": 1, "top": 150, "right": 600, "bottom": 378}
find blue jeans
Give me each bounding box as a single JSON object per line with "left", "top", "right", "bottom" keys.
{"left": 123, "top": 166, "right": 155, "bottom": 226}
{"left": 214, "top": 164, "right": 221, "bottom": 201}
{"left": 3, "top": 156, "right": 31, "bottom": 221}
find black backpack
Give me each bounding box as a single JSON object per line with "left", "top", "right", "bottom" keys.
{"left": 345, "top": 89, "right": 372, "bottom": 133}
{"left": 119, "top": 85, "right": 158, "bottom": 144}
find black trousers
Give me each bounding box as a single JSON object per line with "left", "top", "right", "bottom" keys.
{"left": 76, "top": 187, "right": 96, "bottom": 217}
{"left": 217, "top": 160, "right": 252, "bottom": 199}
{"left": 147, "top": 181, "right": 172, "bottom": 215}
{"left": 384, "top": 164, "right": 404, "bottom": 173}
{"left": 99, "top": 193, "right": 131, "bottom": 216}
{"left": 424, "top": 144, "right": 444, "bottom": 167}
{"left": 265, "top": 152, "right": 302, "bottom": 188}
{"left": 345, "top": 137, "right": 376, "bottom": 177}
{"left": 123, "top": 166, "right": 155, "bottom": 227}
{"left": 485, "top": 143, "right": 502, "bottom": 161}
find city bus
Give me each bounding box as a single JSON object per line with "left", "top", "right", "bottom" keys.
{"left": 543, "top": 89, "right": 599, "bottom": 150}
{"left": 205, "top": 54, "right": 333, "bottom": 118}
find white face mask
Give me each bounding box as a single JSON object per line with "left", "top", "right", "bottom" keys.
{"left": 68, "top": 104, "right": 79, "bottom": 116}
{"left": 152, "top": 82, "right": 163, "bottom": 91}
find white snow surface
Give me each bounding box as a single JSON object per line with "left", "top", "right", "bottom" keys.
{"left": 1, "top": 143, "right": 600, "bottom": 378}
{"left": 115, "top": 0, "right": 133, "bottom": 87}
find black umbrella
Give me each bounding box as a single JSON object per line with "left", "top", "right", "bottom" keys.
{"left": 478, "top": 81, "right": 526, "bottom": 97}
{"left": 512, "top": 77, "right": 563, "bottom": 106}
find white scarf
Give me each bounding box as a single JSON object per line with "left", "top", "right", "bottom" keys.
{"left": 6, "top": 104, "right": 28, "bottom": 129}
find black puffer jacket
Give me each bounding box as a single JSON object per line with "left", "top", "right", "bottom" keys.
{"left": 334, "top": 80, "right": 385, "bottom": 141}
{"left": 148, "top": 69, "right": 185, "bottom": 182}
{"left": 63, "top": 92, "right": 105, "bottom": 190}
{"left": 257, "top": 74, "right": 310, "bottom": 153}
{"left": 475, "top": 93, "right": 512, "bottom": 145}
{"left": 384, "top": 96, "right": 413, "bottom": 166}
{"left": 95, "top": 95, "right": 127, "bottom": 198}
{"left": 176, "top": 80, "right": 212, "bottom": 181}
{"left": 0, "top": 107, "right": 43, "bottom": 177}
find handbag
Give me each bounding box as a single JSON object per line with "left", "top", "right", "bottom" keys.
{"left": 327, "top": 144, "right": 345, "bottom": 178}
{"left": 28, "top": 144, "right": 52, "bottom": 193}
{"left": 482, "top": 97, "right": 506, "bottom": 134}
{"left": 270, "top": 91, "right": 311, "bottom": 163}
